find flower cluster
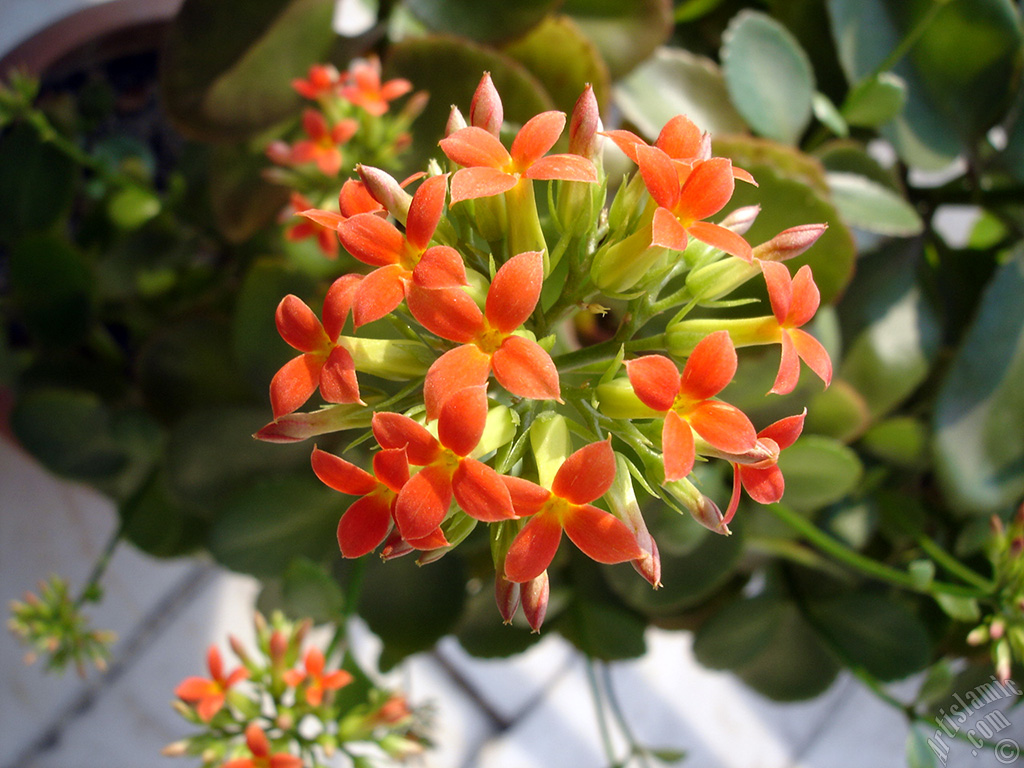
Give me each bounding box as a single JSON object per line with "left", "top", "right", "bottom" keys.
{"left": 258, "top": 72, "right": 832, "bottom": 629}
{"left": 166, "top": 612, "right": 424, "bottom": 768}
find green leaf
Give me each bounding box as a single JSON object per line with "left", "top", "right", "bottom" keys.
{"left": 721, "top": 11, "right": 815, "bottom": 145}
{"left": 454, "top": 585, "right": 543, "bottom": 658}
{"left": 933, "top": 250, "right": 1024, "bottom": 514}
{"left": 614, "top": 47, "right": 747, "bottom": 139}
{"left": 8, "top": 233, "right": 93, "bottom": 347}
{"left": 562, "top": 0, "right": 673, "bottom": 79}
{"left": 934, "top": 594, "right": 981, "bottom": 623}
{"left": 693, "top": 594, "right": 840, "bottom": 700}
{"left": 805, "top": 593, "right": 931, "bottom": 681}
{"left": 503, "top": 15, "right": 611, "bottom": 115}
{"left": 840, "top": 71, "right": 907, "bottom": 128}
{"left": 207, "top": 473, "right": 343, "bottom": 578}
{"left": 860, "top": 417, "right": 930, "bottom": 470}
{"left": 279, "top": 558, "right": 345, "bottom": 623}
{"left": 356, "top": 554, "right": 467, "bottom": 667}
{"left": 816, "top": 140, "right": 902, "bottom": 190}
{"left": 906, "top": 724, "right": 940, "bottom": 768}
{"left": 826, "top": 172, "right": 924, "bottom": 236}
{"left": 208, "top": 144, "right": 290, "bottom": 244}
{"left": 776, "top": 436, "right": 863, "bottom": 512}
{"left": 120, "top": 470, "right": 208, "bottom": 558}
{"left": 0, "top": 123, "right": 76, "bottom": 243}
{"left": 916, "top": 660, "right": 955, "bottom": 706}
{"left": 106, "top": 186, "right": 161, "bottom": 230}
{"left": 405, "top": 0, "right": 557, "bottom": 44}
{"left": 160, "top": 0, "right": 337, "bottom": 140}
{"left": 804, "top": 379, "right": 871, "bottom": 443}
{"left": 811, "top": 92, "right": 848, "bottom": 138}
{"left": 557, "top": 597, "right": 647, "bottom": 660}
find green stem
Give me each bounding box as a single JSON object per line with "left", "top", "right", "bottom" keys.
{"left": 553, "top": 335, "right": 665, "bottom": 372}
{"left": 74, "top": 524, "right": 123, "bottom": 609}
{"left": 913, "top": 533, "right": 995, "bottom": 592}
{"left": 767, "top": 504, "right": 990, "bottom": 599}
{"left": 585, "top": 656, "right": 619, "bottom": 767}
{"left": 601, "top": 664, "right": 652, "bottom": 768}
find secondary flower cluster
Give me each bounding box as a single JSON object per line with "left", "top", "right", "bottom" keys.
{"left": 258, "top": 72, "right": 832, "bottom": 629}
{"left": 166, "top": 612, "right": 424, "bottom": 768}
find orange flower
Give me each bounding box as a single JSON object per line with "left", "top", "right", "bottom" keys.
{"left": 604, "top": 114, "right": 711, "bottom": 165}
{"left": 625, "top": 331, "right": 757, "bottom": 482}
{"left": 291, "top": 63, "right": 341, "bottom": 100}
{"left": 502, "top": 439, "right": 642, "bottom": 583}
{"left": 440, "top": 112, "right": 597, "bottom": 204}
{"left": 723, "top": 410, "right": 806, "bottom": 523}
{"left": 290, "top": 109, "right": 357, "bottom": 176}
{"left": 283, "top": 192, "right": 339, "bottom": 257}
{"left": 282, "top": 647, "right": 352, "bottom": 706}
{"left": 174, "top": 646, "right": 248, "bottom": 722}
{"left": 408, "top": 250, "right": 560, "bottom": 420}
{"left": 221, "top": 723, "right": 301, "bottom": 768}
{"left": 340, "top": 55, "right": 412, "bottom": 116}
{"left": 760, "top": 260, "right": 832, "bottom": 394}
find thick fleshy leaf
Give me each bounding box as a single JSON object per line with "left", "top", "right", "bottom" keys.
{"left": 486, "top": 251, "right": 543, "bottom": 333}
{"left": 276, "top": 295, "right": 327, "bottom": 353}
{"left": 761, "top": 260, "right": 793, "bottom": 325}
{"left": 319, "top": 345, "right": 362, "bottom": 404}
{"left": 407, "top": 285, "right": 484, "bottom": 342}
{"left": 438, "top": 385, "right": 489, "bottom": 457}
{"left": 337, "top": 493, "right": 394, "bottom": 558}
{"left": 491, "top": 335, "right": 561, "bottom": 401}
{"left": 525, "top": 153, "right": 598, "bottom": 182}
{"left": 413, "top": 246, "right": 468, "bottom": 289}
{"left": 505, "top": 511, "right": 564, "bottom": 583}
{"left": 679, "top": 330, "right": 737, "bottom": 401}
{"left": 423, "top": 344, "right": 493, "bottom": 421}
{"left": 449, "top": 167, "right": 519, "bottom": 204}
{"left": 394, "top": 463, "right": 454, "bottom": 541}
{"left": 626, "top": 355, "right": 679, "bottom": 412}
{"left": 826, "top": 172, "right": 924, "bottom": 237}
{"left": 687, "top": 221, "right": 752, "bottom": 261}
{"left": 353, "top": 265, "right": 408, "bottom": 328}
{"left": 662, "top": 410, "right": 695, "bottom": 481}
{"left": 634, "top": 144, "right": 680, "bottom": 210}
{"left": 405, "top": 0, "right": 557, "bottom": 44}
{"left": 271, "top": 354, "right": 322, "bottom": 418}
{"left": 650, "top": 207, "right": 690, "bottom": 251}
{"left": 563, "top": 0, "right": 673, "bottom": 79}
{"left": 688, "top": 400, "right": 756, "bottom": 453}
{"left": 510, "top": 111, "right": 566, "bottom": 168}
{"left": 776, "top": 436, "right": 862, "bottom": 512}
{"left": 790, "top": 329, "right": 833, "bottom": 388}
{"left": 441, "top": 126, "right": 512, "bottom": 169}
{"left": 405, "top": 173, "right": 448, "bottom": 251}
{"left": 310, "top": 447, "right": 377, "bottom": 495}
{"left": 338, "top": 214, "right": 403, "bottom": 267}
{"left": 551, "top": 439, "right": 616, "bottom": 505}
{"left": 677, "top": 157, "right": 736, "bottom": 222}
{"left": 372, "top": 413, "right": 441, "bottom": 465}
{"left": 562, "top": 504, "right": 643, "bottom": 564}
{"left": 322, "top": 274, "right": 361, "bottom": 340}
{"left": 8, "top": 233, "right": 92, "bottom": 348}
{"left": 452, "top": 459, "right": 516, "bottom": 522}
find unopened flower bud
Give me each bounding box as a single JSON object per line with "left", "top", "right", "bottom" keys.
{"left": 470, "top": 72, "right": 503, "bottom": 137}
{"left": 399, "top": 90, "right": 430, "bottom": 123}
{"left": 373, "top": 694, "right": 413, "bottom": 725}
{"left": 445, "top": 105, "right": 467, "bottom": 136}
{"left": 381, "top": 531, "right": 414, "bottom": 560}
{"left": 229, "top": 635, "right": 251, "bottom": 665}
{"left": 522, "top": 571, "right": 550, "bottom": 632}
{"left": 967, "top": 625, "right": 990, "bottom": 645}
{"left": 718, "top": 205, "right": 760, "bottom": 235}
{"left": 995, "top": 637, "right": 1012, "bottom": 683}
{"left": 666, "top": 478, "right": 731, "bottom": 535}
{"left": 356, "top": 164, "right": 413, "bottom": 224}
{"left": 591, "top": 226, "right": 670, "bottom": 295}
{"left": 276, "top": 711, "right": 295, "bottom": 730}
{"left": 495, "top": 575, "right": 521, "bottom": 624}
{"left": 607, "top": 454, "right": 661, "bottom": 588}
{"left": 991, "top": 619, "right": 1006, "bottom": 640}
{"left": 752, "top": 223, "right": 828, "bottom": 263}
{"left": 269, "top": 630, "right": 289, "bottom": 663}
{"left": 160, "top": 740, "right": 190, "bottom": 757}
{"left": 991, "top": 515, "right": 1005, "bottom": 536}
{"left": 569, "top": 84, "right": 602, "bottom": 161}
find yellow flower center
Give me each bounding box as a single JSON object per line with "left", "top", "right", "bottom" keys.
{"left": 475, "top": 323, "right": 506, "bottom": 355}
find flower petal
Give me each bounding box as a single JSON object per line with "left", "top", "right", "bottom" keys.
{"left": 788, "top": 265, "right": 821, "bottom": 327}
{"left": 688, "top": 400, "right": 757, "bottom": 453}
{"left": 511, "top": 111, "right": 565, "bottom": 168}
{"left": 311, "top": 447, "right": 377, "bottom": 495}
{"left": 491, "top": 335, "right": 561, "bottom": 402}
{"left": 635, "top": 144, "right": 680, "bottom": 210}
{"left": 771, "top": 331, "right": 802, "bottom": 395}
{"left": 276, "top": 295, "right": 328, "bottom": 352}
{"left": 525, "top": 153, "right": 597, "bottom": 182}
{"left": 339, "top": 178, "right": 384, "bottom": 217}
{"left": 651, "top": 206, "right": 690, "bottom": 251}
{"left": 501, "top": 475, "right": 551, "bottom": 516}
{"left": 413, "top": 246, "right": 468, "bottom": 289}
{"left": 440, "top": 126, "right": 511, "bottom": 168}
{"left": 438, "top": 385, "right": 489, "bottom": 457}
{"left": 406, "top": 285, "right": 484, "bottom": 342}
{"left": 337, "top": 492, "right": 394, "bottom": 557}
{"left": 319, "top": 345, "right": 362, "bottom": 404}
{"left": 562, "top": 504, "right": 643, "bottom": 565}
{"left": 394, "top": 463, "right": 454, "bottom": 541}
{"left": 372, "top": 412, "right": 441, "bottom": 465}
{"left": 423, "top": 344, "right": 492, "bottom": 421}
{"left": 353, "top": 265, "right": 408, "bottom": 328}
{"left": 655, "top": 115, "right": 704, "bottom": 161}
{"left": 373, "top": 447, "right": 410, "bottom": 492}
{"left": 270, "top": 354, "right": 322, "bottom": 418}
{"left": 406, "top": 527, "right": 449, "bottom": 550}
{"left": 175, "top": 676, "right": 215, "bottom": 701}
{"left": 662, "top": 410, "right": 695, "bottom": 481}
{"left": 405, "top": 173, "right": 447, "bottom": 251}
{"left": 322, "top": 274, "right": 362, "bottom": 339}
{"left": 676, "top": 157, "right": 736, "bottom": 222}
{"left": 269, "top": 755, "right": 304, "bottom": 768}
{"left": 625, "top": 354, "right": 680, "bottom": 412}
{"left": 791, "top": 328, "right": 832, "bottom": 387}
{"left": 452, "top": 458, "right": 516, "bottom": 522}
{"left": 196, "top": 693, "right": 226, "bottom": 722}
{"left": 504, "top": 511, "right": 563, "bottom": 583}
{"left": 739, "top": 463, "right": 786, "bottom": 505}
{"left": 338, "top": 213, "right": 403, "bottom": 267}
{"left": 760, "top": 260, "right": 793, "bottom": 325}
{"left": 759, "top": 410, "right": 806, "bottom": 451}
{"left": 687, "top": 220, "right": 753, "bottom": 262}
{"left": 449, "top": 166, "right": 518, "bottom": 204}
{"left": 679, "top": 329, "right": 737, "bottom": 400}
{"left": 552, "top": 438, "right": 616, "bottom": 505}
{"left": 486, "top": 250, "right": 543, "bottom": 333}
{"left": 602, "top": 129, "right": 647, "bottom": 163}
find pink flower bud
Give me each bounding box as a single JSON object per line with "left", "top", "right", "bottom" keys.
{"left": 445, "top": 105, "right": 468, "bottom": 137}
{"left": 752, "top": 223, "right": 828, "bottom": 263}
{"left": 569, "top": 84, "right": 601, "bottom": 160}
{"left": 356, "top": 164, "right": 413, "bottom": 223}
{"left": 522, "top": 571, "right": 550, "bottom": 632}
{"left": 269, "top": 630, "right": 288, "bottom": 662}
{"left": 495, "top": 574, "right": 521, "bottom": 624}
{"left": 470, "top": 72, "right": 503, "bottom": 137}
{"left": 718, "top": 205, "right": 760, "bottom": 235}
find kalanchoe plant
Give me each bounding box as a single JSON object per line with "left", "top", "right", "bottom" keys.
{"left": 257, "top": 73, "right": 832, "bottom": 630}
{"left": 165, "top": 612, "right": 426, "bottom": 768}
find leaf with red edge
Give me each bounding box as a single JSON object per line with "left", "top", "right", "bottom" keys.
{"left": 405, "top": 174, "right": 448, "bottom": 251}
{"left": 372, "top": 447, "right": 410, "bottom": 493}
{"left": 271, "top": 354, "right": 322, "bottom": 418}
{"left": 679, "top": 330, "right": 737, "bottom": 401}
{"left": 552, "top": 439, "right": 616, "bottom": 505}
{"left": 688, "top": 400, "right": 757, "bottom": 453}
{"left": 407, "top": 285, "right": 484, "bottom": 343}
{"left": 441, "top": 127, "right": 512, "bottom": 169}
{"left": 687, "top": 221, "right": 753, "bottom": 261}
{"left": 791, "top": 329, "right": 833, "bottom": 388}
{"left": 438, "top": 385, "right": 489, "bottom": 457}
{"left": 372, "top": 413, "right": 441, "bottom": 465}
{"left": 502, "top": 475, "right": 551, "bottom": 515}
{"left": 276, "top": 295, "right": 328, "bottom": 352}
{"left": 423, "top": 344, "right": 493, "bottom": 421}
{"left": 338, "top": 214, "right": 403, "bottom": 267}
{"left": 486, "top": 250, "right": 543, "bottom": 334}
{"left": 651, "top": 207, "right": 690, "bottom": 251}
{"left": 412, "top": 246, "right": 468, "bottom": 289}
{"left": 625, "top": 354, "right": 679, "bottom": 412}
{"left": 562, "top": 503, "right": 643, "bottom": 564}
{"left": 505, "top": 512, "right": 563, "bottom": 583}
{"left": 635, "top": 144, "right": 680, "bottom": 210}
{"left": 394, "top": 463, "right": 454, "bottom": 541}
{"left": 310, "top": 447, "right": 377, "bottom": 495}
{"left": 322, "top": 274, "right": 361, "bottom": 339}
{"left": 449, "top": 167, "right": 519, "bottom": 204}
{"left": 662, "top": 410, "right": 695, "bottom": 481}
{"left": 510, "top": 111, "right": 566, "bottom": 168}
{"left": 452, "top": 459, "right": 516, "bottom": 521}
{"left": 491, "top": 335, "right": 561, "bottom": 401}
{"left": 353, "top": 265, "right": 408, "bottom": 328}
{"left": 337, "top": 493, "right": 394, "bottom": 557}
{"left": 319, "top": 346, "right": 362, "bottom": 404}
